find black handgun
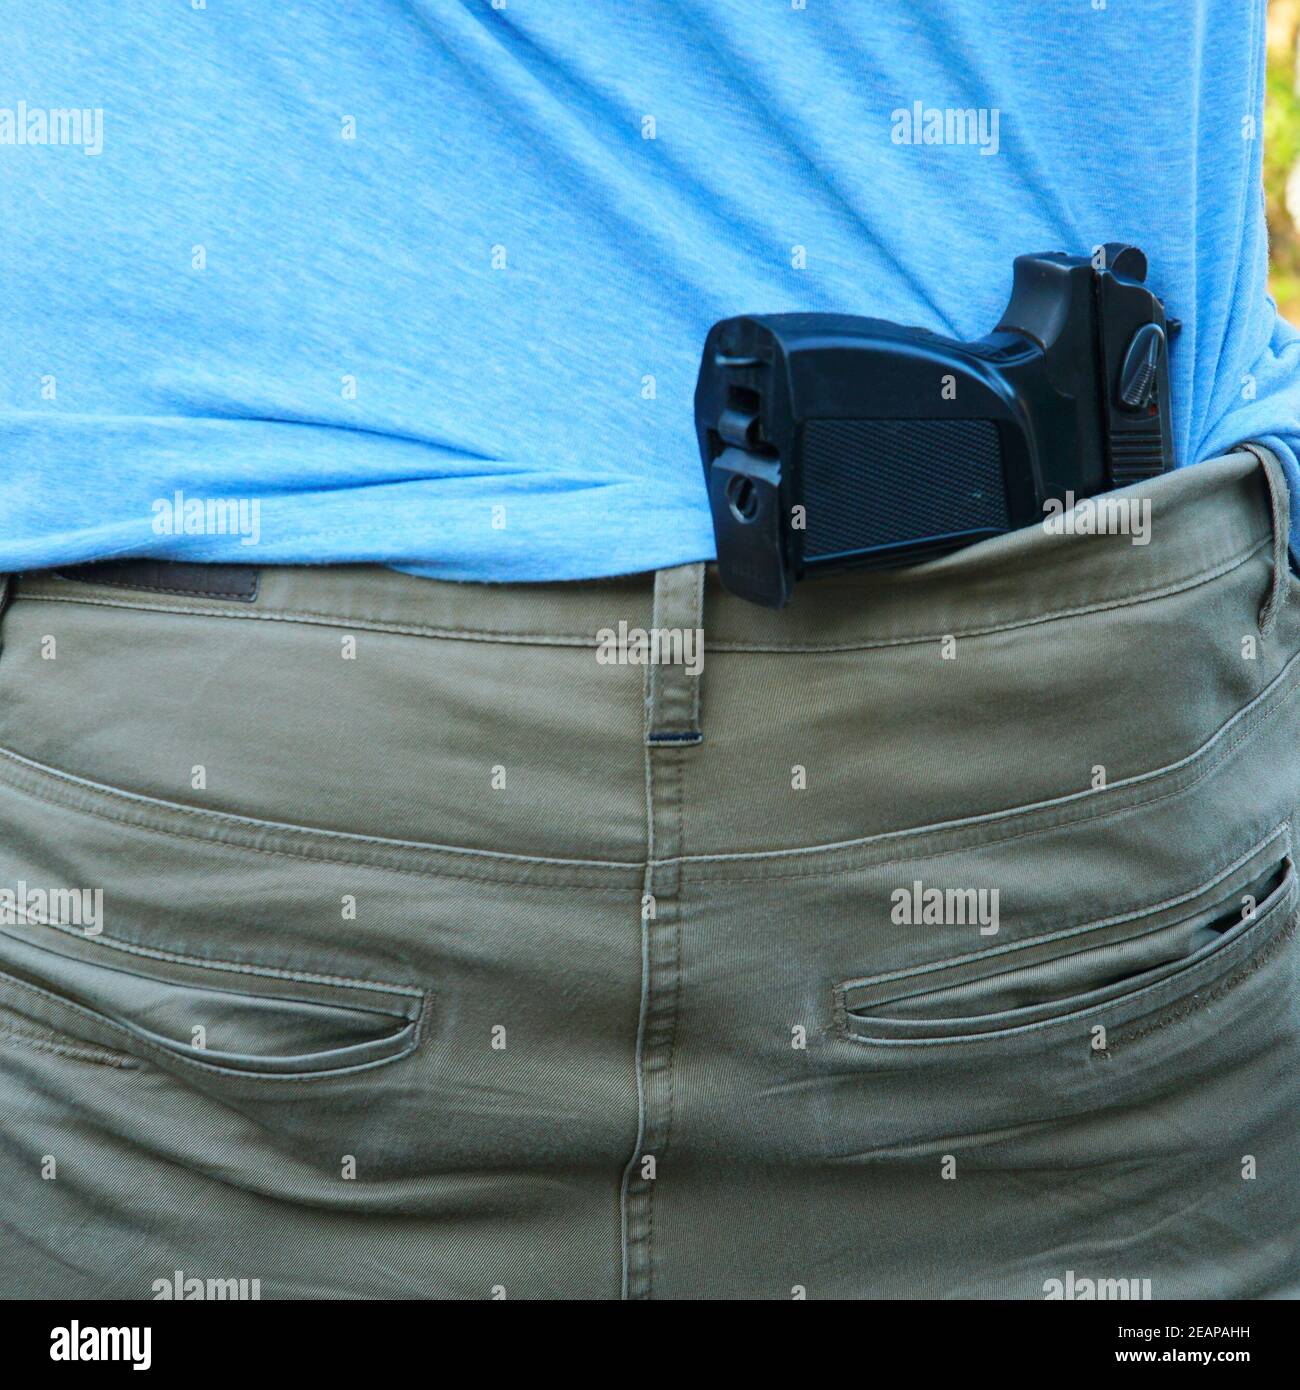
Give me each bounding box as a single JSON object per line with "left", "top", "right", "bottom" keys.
{"left": 693, "top": 244, "right": 1177, "bottom": 608}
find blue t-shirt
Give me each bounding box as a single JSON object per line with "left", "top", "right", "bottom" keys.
{"left": 1, "top": 0, "right": 1297, "bottom": 578}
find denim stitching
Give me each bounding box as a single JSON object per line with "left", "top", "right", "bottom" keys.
{"left": 670, "top": 638, "right": 1300, "bottom": 878}
{"left": 0, "top": 743, "right": 643, "bottom": 877}
{"left": 16, "top": 915, "right": 422, "bottom": 1004}
{"left": 0, "top": 966, "right": 426, "bottom": 1083}
{"left": 16, "top": 591, "right": 606, "bottom": 647}
{"left": 836, "top": 822, "right": 1291, "bottom": 1000}
{"left": 0, "top": 633, "right": 1294, "bottom": 893}
{"left": 18, "top": 532, "right": 1266, "bottom": 650}
{"left": 704, "top": 537, "right": 1269, "bottom": 652}
{"left": 1106, "top": 914, "right": 1299, "bottom": 1051}
{"left": 1236, "top": 442, "right": 1290, "bottom": 636}
{"left": 0, "top": 765, "right": 642, "bottom": 895}
{"left": 835, "top": 872, "right": 1298, "bottom": 1049}
{"left": 0, "top": 1018, "right": 137, "bottom": 1068}
{"left": 681, "top": 680, "right": 1296, "bottom": 887}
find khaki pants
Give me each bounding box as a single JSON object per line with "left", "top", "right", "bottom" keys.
{"left": 0, "top": 448, "right": 1297, "bottom": 1299}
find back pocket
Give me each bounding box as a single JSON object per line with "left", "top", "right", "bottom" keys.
{"left": 0, "top": 912, "right": 425, "bottom": 1079}
{"left": 837, "top": 829, "right": 1297, "bottom": 1046}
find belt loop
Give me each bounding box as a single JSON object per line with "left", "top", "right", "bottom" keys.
{"left": 644, "top": 563, "right": 706, "bottom": 746}
{"left": 1239, "top": 442, "right": 1290, "bottom": 637}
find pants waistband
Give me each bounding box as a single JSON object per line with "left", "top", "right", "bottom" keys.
{"left": 10, "top": 447, "right": 1290, "bottom": 651}
{"left": 1, "top": 446, "right": 1296, "bottom": 869}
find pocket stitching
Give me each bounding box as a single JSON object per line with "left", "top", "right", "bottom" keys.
{"left": 682, "top": 644, "right": 1300, "bottom": 882}
{"left": 838, "top": 821, "right": 1291, "bottom": 1009}
{"left": 14, "top": 916, "right": 422, "bottom": 1012}
{"left": 0, "top": 743, "right": 642, "bottom": 891}
{"left": 1105, "top": 910, "right": 1299, "bottom": 1053}
{"left": 0, "top": 966, "right": 426, "bottom": 1082}
{"left": 836, "top": 864, "right": 1298, "bottom": 1048}
{"left": 0, "top": 1013, "right": 138, "bottom": 1069}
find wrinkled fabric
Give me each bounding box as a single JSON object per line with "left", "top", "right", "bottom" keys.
{"left": 0, "top": 450, "right": 1297, "bottom": 1297}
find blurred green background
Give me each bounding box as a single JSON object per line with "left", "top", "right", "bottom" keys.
{"left": 1269, "top": 0, "right": 1300, "bottom": 321}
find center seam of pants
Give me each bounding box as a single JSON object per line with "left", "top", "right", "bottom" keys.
{"left": 620, "top": 563, "right": 704, "bottom": 1300}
